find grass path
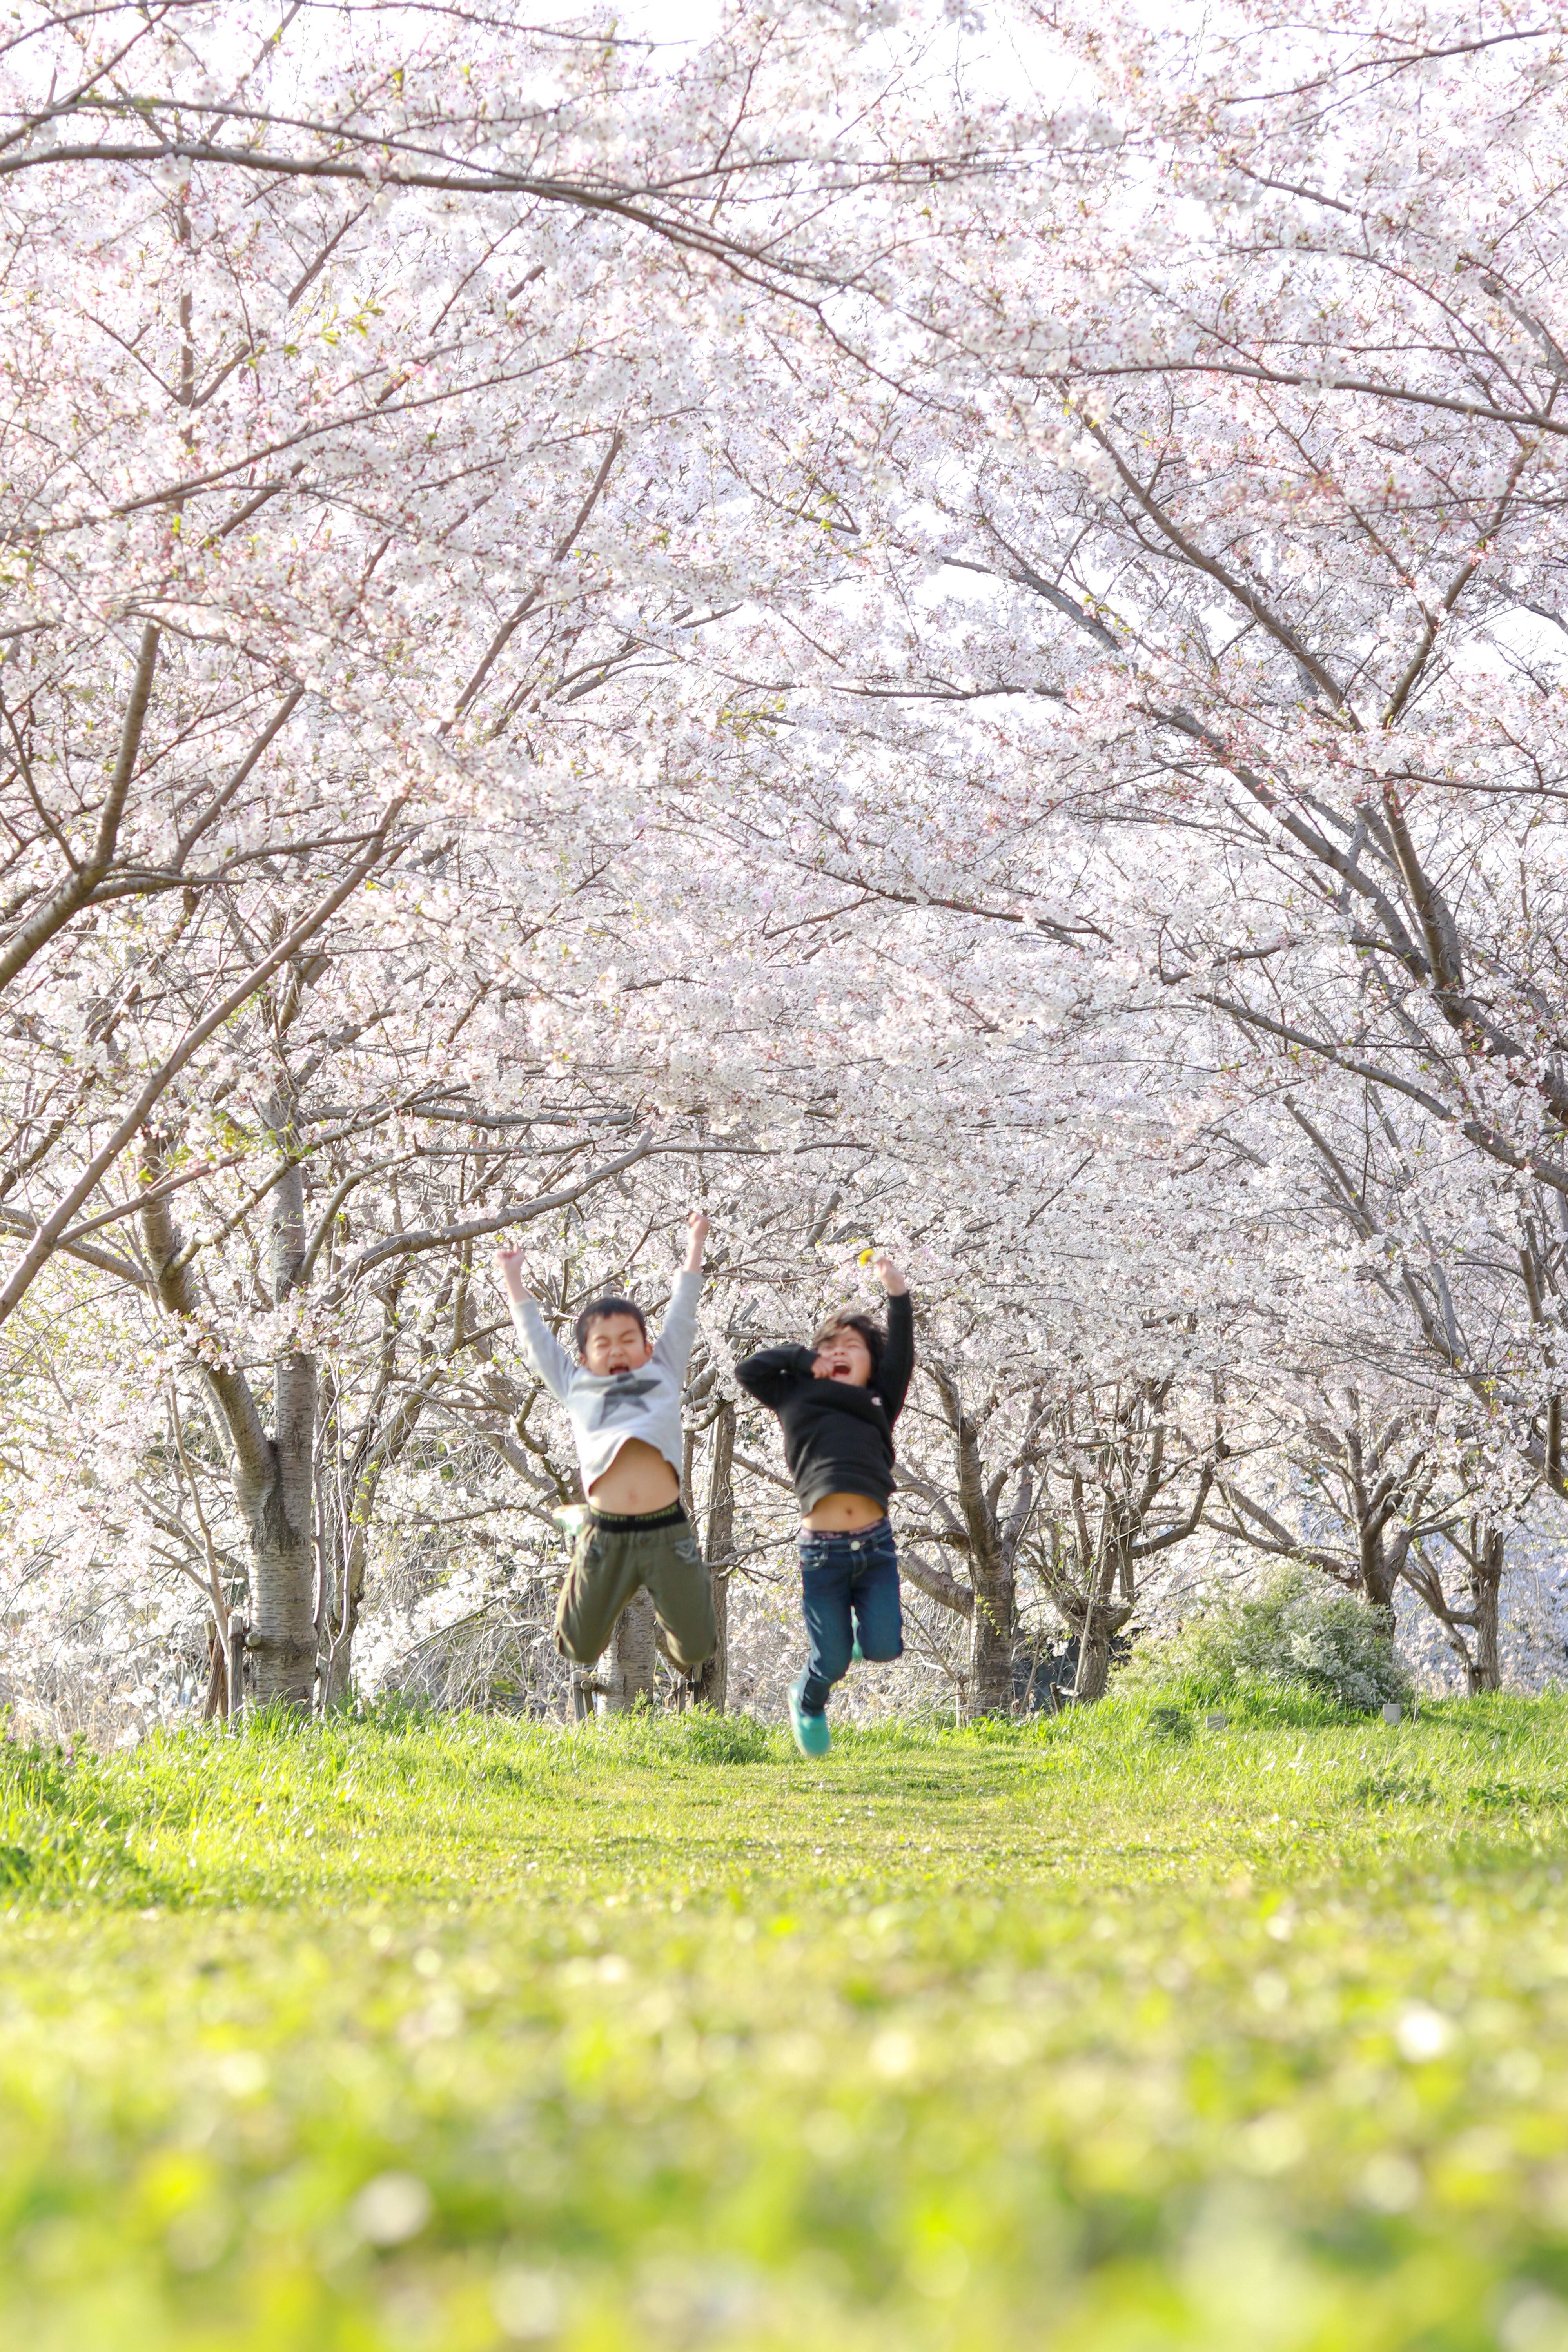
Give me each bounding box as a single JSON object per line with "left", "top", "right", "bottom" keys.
{"left": 4, "top": 1697, "right": 1568, "bottom": 2349}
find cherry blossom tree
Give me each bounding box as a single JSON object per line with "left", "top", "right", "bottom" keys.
{"left": 0, "top": 0, "right": 1002, "bottom": 1319}
{"left": 617, "top": 0, "right": 1568, "bottom": 1689}
{"left": 8, "top": 0, "right": 1568, "bottom": 1730}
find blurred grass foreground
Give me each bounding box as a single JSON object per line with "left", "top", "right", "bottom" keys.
{"left": 5, "top": 1696, "right": 1568, "bottom": 2351}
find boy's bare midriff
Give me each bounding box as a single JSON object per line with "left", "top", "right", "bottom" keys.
{"left": 802, "top": 1491, "right": 888, "bottom": 1533}
{"left": 589, "top": 1437, "right": 682, "bottom": 1516}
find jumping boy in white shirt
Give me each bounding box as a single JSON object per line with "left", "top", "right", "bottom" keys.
{"left": 494, "top": 1212, "right": 716, "bottom": 1673}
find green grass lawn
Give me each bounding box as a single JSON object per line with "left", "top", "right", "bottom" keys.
{"left": 5, "top": 1695, "right": 1568, "bottom": 2351}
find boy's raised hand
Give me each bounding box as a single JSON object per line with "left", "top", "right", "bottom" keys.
{"left": 493, "top": 1242, "right": 528, "bottom": 1301}
{"left": 872, "top": 1253, "right": 908, "bottom": 1296}
{"left": 684, "top": 1209, "right": 710, "bottom": 1271}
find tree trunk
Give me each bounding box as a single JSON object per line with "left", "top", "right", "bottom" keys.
{"left": 249, "top": 1357, "right": 317, "bottom": 1708}
{"left": 928, "top": 1360, "right": 1020, "bottom": 1718}
{"left": 201, "top": 1617, "right": 240, "bottom": 1720}
{"left": 1073, "top": 1609, "right": 1114, "bottom": 1702}
{"left": 1359, "top": 1531, "right": 1401, "bottom": 1615}
{"left": 142, "top": 1136, "right": 317, "bottom": 1714}
{"left": 249, "top": 1159, "right": 317, "bottom": 1710}
{"left": 1468, "top": 1521, "right": 1503, "bottom": 1694}
{"left": 317, "top": 1513, "right": 364, "bottom": 1711}
{"left": 967, "top": 1545, "right": 1016, "bottom": 1716}
{"left": 1071, "top": 1591, "right": 1133, "bottom": 1703}
{"left": 697, "top": 1569, "right": 729, "bottom": 1711}
{"left": 204, "top": 1616, "right": 248, "bottom": 1716}
{"left": 693, "top": 1401, "right": 735, "bottom": 1712}
{"left": 598, "top": 1586, "right": 657, "bottom": 1714}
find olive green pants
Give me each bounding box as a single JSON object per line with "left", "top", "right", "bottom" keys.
{"left": 555, "top": 1507, "right": 717, "bottom": 1669}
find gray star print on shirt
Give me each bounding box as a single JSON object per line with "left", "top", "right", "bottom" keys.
{"left": 595, "top": 1375, "right": 661, "bottom": 1427}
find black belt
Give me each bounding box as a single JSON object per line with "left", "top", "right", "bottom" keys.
{"left": 589, "top": 1501, "right": 688, "bottom": 1532}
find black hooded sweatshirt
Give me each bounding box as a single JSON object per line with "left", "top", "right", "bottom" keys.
{"left": 733, "top": 1291, "right": 914, "bottom": 1514}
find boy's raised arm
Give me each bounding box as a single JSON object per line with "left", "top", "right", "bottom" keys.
{"left": 652, "top": 1211, "right": 708, "bottom": 1375}
{"left": 493, "top": 1245, "right": 575, "bottom": 1403}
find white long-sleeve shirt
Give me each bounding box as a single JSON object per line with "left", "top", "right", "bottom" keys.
{"left": 507, "top": 1269, "right": 702, "bottom": 1498}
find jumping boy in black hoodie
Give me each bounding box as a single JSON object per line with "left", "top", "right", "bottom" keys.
{"left": 735, "top": 1256, "right": 912, "bottom": 1756}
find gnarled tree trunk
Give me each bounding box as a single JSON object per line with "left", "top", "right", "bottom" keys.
{"left": 925, "top": 1363, "right": 1029, "bottom": 1718}
{"left": 1212, "top": 1394, "right": 1496, "bottom": 1677}
{"left": 969, "top": 1551, "right": 1017, "bottom": 1714}
{"left": 1399, "top": 1515, "right": 1505, "bottom": 1695}
{"left": 1033, "top": 1377, "right": 1216, "bottom": 1704}
{"left": 1070, "top": 1596, "right": 1134, "bottom": 1702}
{"left": 249, "top": 1158, "right": 317, "bottom": 1709}
{"left": 142, "top": 1128, "right": 318, "bottom": 1714}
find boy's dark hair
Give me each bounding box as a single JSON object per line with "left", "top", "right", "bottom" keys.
{"left": 574, "top": 1295, "right": 648, "bottom": 1355}
{"left": 811, "top": 1310, "right": 886, "bottom": 1381}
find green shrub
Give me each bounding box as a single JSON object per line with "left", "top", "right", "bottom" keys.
{"left": 670, "top": 1708, "right": 774, "bottom": 1764}
{"left": 1122, "top": 1566, "right": 1413, "bottom": 1715}
{"left": 579, "top": 1706, "right": 779, "bottom": 1768}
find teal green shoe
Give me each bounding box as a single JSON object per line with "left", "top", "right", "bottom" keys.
{"left": 788, "top": 1680, "right": 830, "bottom": 1759}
